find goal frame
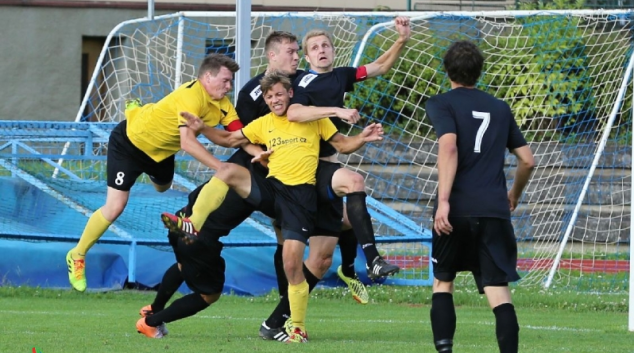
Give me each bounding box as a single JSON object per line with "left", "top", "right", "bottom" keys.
{"left": 72, "top": 10, "right": 634, "bottom": 328}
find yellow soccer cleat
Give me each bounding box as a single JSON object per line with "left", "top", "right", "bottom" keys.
{"left": 286, "top": 326, "right": 308, "bottom": 344}
{"left": 337, "top": 265, "right": 369, "bottom": 304}
{"left": 66, "top": 250, "right": 86, "bottom": 292}
{"left": 125, "top": 98, "right": 143, "bottom": 111}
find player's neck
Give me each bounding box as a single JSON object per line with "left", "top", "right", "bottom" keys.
{"left": 450, "top": 81, "right": 475, "bottom": 90}
{"left": 308, "top": 67, "right": 332, "bottom": 74}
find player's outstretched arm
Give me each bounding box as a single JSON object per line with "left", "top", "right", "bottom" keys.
{"left": 328, "top": 122, "right": 384, "bottom": 154}
{"left": 287, "top": 104, "right": 361, "bottom": 124}
{"left": 179, "top": 125, "right": 223, "bottom": 171}
{"left": 364, "top": 16, "right": 411, "bottom": 79}
{"left": 508, "top": 145, "right": 535, "bottom": 211}
{"left": 180, "top": 111, "right": 247, "bottom": 148}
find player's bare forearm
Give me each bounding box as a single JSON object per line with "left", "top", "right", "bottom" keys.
{"left": 331, "top": 134, "right": 364, "bottom": 154}
{"left": 199, "top": 126, "right": 231, "bottom": 148}
{"left": 287, "top": 104, "right": 337, "bottom": 123}
{"left": 202, "top": 128, "right": 247, "bottom": 148}
{"left": 364, "top": 16, "right": 410, "bottom": 78}
{"left": 241, "top": 143, "right": 265, "bottom": 157}
{"left": 437, "top": 134, "right": 458, "bottom": 202}
{"left": 510, "top": 145, "right": 535, "bottom": 198}
{"left": 181, "top": 137, "right": 222, "bottom": 171}
{"left": 365, "top": 41, "right": 408, "bottom": 78}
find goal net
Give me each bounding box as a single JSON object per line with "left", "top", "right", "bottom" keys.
{"left": 342, "top": 10, "right": 634, "bottom": 290}
{"left": 19, "top": 10, "right": 632, "bottom": 290}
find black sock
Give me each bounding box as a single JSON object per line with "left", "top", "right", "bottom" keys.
{"left": 303, "top": 263, "right": 321, "bottom": 290}
{"left": 146, "top": 293, "right": 209, "bottom": 326}
{"left": 430, "top": 292, "right": 456, "bottom": 352}
{"left": 274, "top": 244, "right": 288, "bottom": 298}
{"left": 346, "top": 192, "right": 380, "bottom": 265}
{"left": 151, "top": 263, "right": 183, "bottom": 313}
{"left": 338, "top": 229, "right": 358, "bottom": 278}
{"left": 493, "top": 303, "right": 519, "bottom": 353}
{"left": 264, "top": 263, "right": 321, "bottom": 328}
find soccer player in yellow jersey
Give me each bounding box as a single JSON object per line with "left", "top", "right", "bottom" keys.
{"left": 66, "top": 54, "right": 252, "bottom": 292}
{"left": 161, "top": 72, "right": 384, "bottom": 342}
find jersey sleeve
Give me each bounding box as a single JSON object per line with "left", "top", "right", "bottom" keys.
{"left": 425, "top": 96, "right": 456, "bottom": 138}
{"left": 506, "top": 105, "right": 528, "bottom": 150}
{"left": 218, "top": 100, "right": 240, "bottom": 125}
{"left": 175, "top": 86, "right": 205, "bottom": 128}
{"left": 235, "top": 87, "right": 261, "bottom": 126}
{"left": 241, "top": 117, "right": 265, "bottom": 145}
{"left": 317, "top": 118, "right": 339, "bottom": 141}
{"left": 337, "top": 67, "right": 360, "bottom": 92}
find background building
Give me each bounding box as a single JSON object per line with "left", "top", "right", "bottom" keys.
{"left": 0, "top": 0, "right": 519, "bottom": 121}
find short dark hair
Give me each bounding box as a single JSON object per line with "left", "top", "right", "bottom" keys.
{"left": 443, "top": 40, "right": 484, "bottom": 87}
{"left": 260, "top": 71, "right": 292, "bottom": 94}
{"left": 265, "top": 31, "right": 298, "bottom": 53}
{"left": 197, "top": 53, "right": 240, "bottom": 78}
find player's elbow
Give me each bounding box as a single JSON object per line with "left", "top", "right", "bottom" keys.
{"left": 286, "top": 105, "right": 302, "bottom": 122}
{"left": 520, "top": 155, "right": 535, "bottom": 170}
{"left": 514, "top": 146, "right": 535, "bottom": 170}
{"left": 229, "top": 137, "right": 245, "bottom": 148}
{"left": 442, "top": 144, "right": 458, "bottom": 157}
{"left": 180, "top": 135, "right": 194, "bottom": 153}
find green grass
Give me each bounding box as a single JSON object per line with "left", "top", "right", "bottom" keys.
{"left": 2, "top": 285, "right": 632, "bottom": 353}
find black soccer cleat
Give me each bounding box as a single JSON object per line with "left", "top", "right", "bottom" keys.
{"left": 366, "top": 256, "right": 400, "bottom": 280}
{"left": 258, "top": 321, "right": 290, "bottom": 342}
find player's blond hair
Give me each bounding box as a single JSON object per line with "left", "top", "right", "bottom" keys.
{"left": 260, "top": 71, "right": 292, "bottom": 94}
{"left": 302, "top": 29, "right": 334, "bottom": 53}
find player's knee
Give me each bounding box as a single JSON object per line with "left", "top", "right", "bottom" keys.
{"left": 283, "top": 259, "right": 304, "bottom": 283}
{"left": 347, "top": 172, "right": 365, "bottom": 192}
{"left": 200, "top": 292, "right": 221, "bottom": 305}
{"left": 215, "top": 162, "right": 237, "bottom": 183}
{"left": 334, "top": 170, "right": 365, "bottom": 194}
{"left": 102, "top": 202, "right": 126, "bottom": 221}
{"left": 153, "top": 181, "right": 172, "bottom": 193}
{"left": 432, "top": 278, "right": 454, "bottom": 293}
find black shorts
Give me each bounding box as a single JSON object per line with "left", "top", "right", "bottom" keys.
{"left": 247, "top": 177, "right": 316, "bottom": 244}
{"left": 168, "top": 230, "right": 225, "bottom": 295}
{"left": 432, "top": 217, "right": 520, "bottom": 294}
{"left": 107, "top": 120, "right": 174, "bottom": 191}
{"left": 226, "top": 148, "right": 269, "bottom": 179}
{"left": 314, "top": 160, "right": 343, "bottom": 236}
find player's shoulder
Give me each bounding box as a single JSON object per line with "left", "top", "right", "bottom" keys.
{"left": 295, "top": 71, "right": 319, "bottom": 89}
{"left": 289, "top": 69, "right": 305, "bottom": 82}
{"left": 253, "top": 111, "right": 275, "bottom": 123}
{"left": 241, "top": 72, "right": 266, "bottom": 101}
{"left": 217, "top": 95, "right": 236, "bottom": 111}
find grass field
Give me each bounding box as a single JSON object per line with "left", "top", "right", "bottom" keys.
{"left": 2, "top": 284, "right": 632, "bottom": 353}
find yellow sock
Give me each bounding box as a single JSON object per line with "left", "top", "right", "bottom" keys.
{"left": 288, "top": 280, "right": 309, "bottom": 332}
{"left": 75, "top": 208, "right": 112, "bottom": 256}
{"left": 189, "top": 177, "right": 229, "bottom": 229}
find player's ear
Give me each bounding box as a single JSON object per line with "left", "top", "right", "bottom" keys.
{"left": 288, "top": 88, "right": 294, "bottom": 98}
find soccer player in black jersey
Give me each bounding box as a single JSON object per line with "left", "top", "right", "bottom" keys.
{"left": 163, "top": 72, "right": 385, "bottom": 343}
{"left": 286, "top": 17, "right": 411, "bottom": 282}
{"left": 135, "top": 34, "right": 300, "bottom": 338}
{"left": 255, "top": 17, "right": 412, "bottom": 341}
{"left": 238, "top": 31, "right": 370, "bottom": 313}
{"left": 136, "top": 170, "right": 274, "bottom": 338}
{"left": 425, "top": 40, "right": 535, "bottom": 353}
